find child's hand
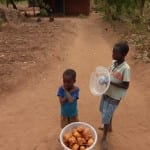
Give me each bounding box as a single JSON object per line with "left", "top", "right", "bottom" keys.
{"left": 61, "top": 86, "right": 75, "bottom": 103}
{"left": 69, "top": 86, "right": 78, "bottom": 93}
{"left": 67, "top": 98, "right": 74, "bottom": 103}
{"left": 65, "top": 90, "right": 74, "bottom": 103}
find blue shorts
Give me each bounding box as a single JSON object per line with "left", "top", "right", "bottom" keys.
{"left": 100, "top": 95, "right": 120, "bottom": 124}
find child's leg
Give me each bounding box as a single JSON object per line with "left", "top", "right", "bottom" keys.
{"left": 101, "top": 124, "right": 109, "bottom": 150}
{"left": 69, "top": 115, "right": 79, "bottom": 124}
{"left": 99, "top": 95, "right": 105, "bottom": 129}
{"left": 101, "top": 101, "right": 118, "bottom": 150}
{"left": 108, "top": 116, "right": 113, "bottom": 132}
{"left": 58, "top": 116, "right": 69, "bottom": 143}
{"left": 103, "top": 124, "right": 109, "bottom": 140}
{"left": 101, "top": 117, "right": 112, "bottom": 149}
{"left": 98, "top": 122, "right": 112, "bottom": 132}
{"left": 61, "top": 115, "right": 69, "bottom": 128}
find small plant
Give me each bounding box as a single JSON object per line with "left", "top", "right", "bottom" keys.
{"left": 36, "top": 0, "right": 52, "bottom": 17}
{"left": 0, "top": 18, "right": 3, "bottom": 26}
{"left": 39, "top": 8, "right": 49, "bottom": 17}
{"left": 0, "top": 0, "right": 5, "bottom": 4}
{"left": 78, "top": 14, "right": 87, "bottom": 18}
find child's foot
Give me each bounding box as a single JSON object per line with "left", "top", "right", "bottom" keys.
{"left": 108, "top": 126, "right": 112, "bottom": 132}
{"left": 108, "top": 124, "right": 112, "bottom": 132}
{"left": 98, "top": 126, "right": 104, "bottom": 131}
{"left": 101, "top": 138, "right": 108, "bottom": 150}
{"left": 98, "top": 124, "right": 104, "bottom": 131}
{"left": 98, "top": 125, "right": 112, "bottom": 132}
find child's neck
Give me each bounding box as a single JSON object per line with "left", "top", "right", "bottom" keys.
{"left": 116, "top": 59, "right": 125, "bottom": 65}
{"left": 68, "top": 86, "right": 75, "bottom": 91}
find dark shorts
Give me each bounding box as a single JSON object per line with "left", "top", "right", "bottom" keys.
{"left": 100, "top": 95, "right": 120, "bottom": 124}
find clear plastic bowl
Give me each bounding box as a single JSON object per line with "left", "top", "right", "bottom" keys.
{"left": 60, "top": 122, "right": 97, "bottom": 150}
{"left": 89, "top": 66, "right": 110, "bottom": 96}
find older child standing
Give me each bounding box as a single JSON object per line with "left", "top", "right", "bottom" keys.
{"left": 57, "top": 69, "right": 80, "bottom": 128}
{"left": 100, "top": 42, "right": 131, "bottom": 149}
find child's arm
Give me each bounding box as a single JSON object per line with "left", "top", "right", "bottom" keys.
{"left": 57, "top": 86, "right": 69, "bottom": 105}
{"left": 111, "top": 67, "right": 130, "bottom": 89}
{"left": 110, "top": 81, "right": 129, "bottom": 89}
{"left": 58, "top": 96, "right": 68, "bottom": 105}
{"left": 63, "top": 86, "right": 79, "bottom": 103}
{"left": 64, "top": 90, "right": 74, "bottom": 102}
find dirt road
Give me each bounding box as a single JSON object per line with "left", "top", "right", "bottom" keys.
{"left": 0, "top": 13, "right": 150, "bottom": 150}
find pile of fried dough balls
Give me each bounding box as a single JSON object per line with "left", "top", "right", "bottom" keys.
{"left": 63, "top": 126, "right": 94, "bottom": 150}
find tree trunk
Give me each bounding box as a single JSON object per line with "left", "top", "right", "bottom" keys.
{"left": 139, "top": 0, "right": 145, "bottom": 16}
{"left": 0, "top": 8, "right": 8, "bottom": 22}
{"left": 104, "top": 2, "right": 112, "bottom": 20}
{"left": 6, "top": 0, "right": 17, "bottom": 9}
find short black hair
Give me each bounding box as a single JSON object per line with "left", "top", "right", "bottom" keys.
{"left": 63, "top": 69, "right": 76, "bottom": 80}
{"left": 113, "top": 42, "right": 129, "bottom": 56}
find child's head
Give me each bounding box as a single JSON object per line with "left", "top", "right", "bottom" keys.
{"left": 63, "top": 69, "right": 76, "bottom": 90}
{"left": 112, "top": 42, "right": 129, "bottom": 61}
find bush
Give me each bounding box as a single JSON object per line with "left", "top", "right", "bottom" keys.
{"left": 0, "top": 0, "right": 6, "bottom": 4}
{"left": 39, "top": 8, "right": 49, "bottom": 16}
{"left": 28, "top": 0, "right": 39, "bottom": 7}
{"left": 0, "top": 18, "right": 3, "bottom": 26}
{"left": 95, "top": 0, "right": 149, "bottom": 21}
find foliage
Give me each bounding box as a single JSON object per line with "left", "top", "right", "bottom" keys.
{"left": 0, "top": 0, "right": 5, "bottom": 4}
{"left": 0, "top": 18, "right": 3, "bottom": 26}
{"left": 93, "top": 0, "right": 150, "bottom": 62}
{"left": 38, "top": 8, "right": 49, "bottom": 16}
{"left": 94, "top": 0, "right": 149, "bottom": 20}
{"left": 28, "top": 0, "right": 51, "bottom": 16}
{"left": 37, "top": 0, "right": 51, "bottom": 16}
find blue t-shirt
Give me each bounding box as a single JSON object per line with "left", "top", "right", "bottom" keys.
{"left": 57, "top": 86, "right": 79, "bottom": 117}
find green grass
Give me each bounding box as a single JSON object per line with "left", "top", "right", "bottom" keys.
{"left": 0, "top": 0, "right": 5, "bottom": 4}
{"left": 0, "top": 18, "right": 3, "bottom": 26}
{"left": 16, "top": 0, "right": 28, "bottom": 6}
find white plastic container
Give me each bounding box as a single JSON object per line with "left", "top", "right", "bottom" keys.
{"left": 60, "top": 122, "right": 97, "bottom": 150}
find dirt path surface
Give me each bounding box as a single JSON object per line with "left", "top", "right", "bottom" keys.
{"left": 0, "top": 13, "right": 150, "bottom": 150}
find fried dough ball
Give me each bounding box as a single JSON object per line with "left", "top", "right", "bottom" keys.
{"left": 82, "top": 128, "right": 92, "bottom": 140}
{"left": 76, "top": 126, "right": 84, "bottom": 133}
{"left": 63, "top": 132, "right": 72, "bottom": 142}
{"left": 80, "top": 146, "right": 86, "bottom": 150}
{"left": 68, "top": 136, "right": 77, "bottom": 146}
{"left": 77, "top": 137, "right": 86, "bottom": 146}
{"left": 87, "top": 138, "right": 94, "bottom": 146}
{"left": 73, "top": 131, "right": 81, "bottom": 138}
{"left": 72, "top": 144, "right": 79, "bottom": 150}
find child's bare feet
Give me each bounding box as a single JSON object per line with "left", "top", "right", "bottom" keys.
{"left": 98, "top": 124, "right": 112, "bottom": 132}
{"left": 98, "top": 124, "right": 104, "bottom": 131}
{"left": 108, "top": 126, "right": 112, "bottom": 132}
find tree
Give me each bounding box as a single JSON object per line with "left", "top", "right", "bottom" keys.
{"left": 139, "top": 0, "right": 146, "bottom": 16}
{"left": 6, "top": 0, "right": 17, "bottom": 9}
{"left": 95, "top": 0, "right": 148, "bottom": 20}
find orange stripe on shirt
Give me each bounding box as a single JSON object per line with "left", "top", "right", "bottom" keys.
{"left": 112, "top": 71, "right": 123, "bottom": 81}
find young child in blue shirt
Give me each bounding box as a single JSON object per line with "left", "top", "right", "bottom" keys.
{"left": 57, "top": 69, "right": 80, "bottom": 128}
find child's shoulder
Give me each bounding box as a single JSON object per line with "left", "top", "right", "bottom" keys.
{"left": 124, "top": 61, "right": 130, "bottom": 69}
{"left": 58, "top": 86, "right": 64, "bottom": 91}
{"left": 70, "top": 86, "right": 79, "bottom": 94}
{"left": 74, "top": 86, "right": 79, "bottom": 91}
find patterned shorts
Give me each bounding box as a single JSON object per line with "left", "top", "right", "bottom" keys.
{"left": 100, "top": 95, "right": 120, "bottom": 124}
